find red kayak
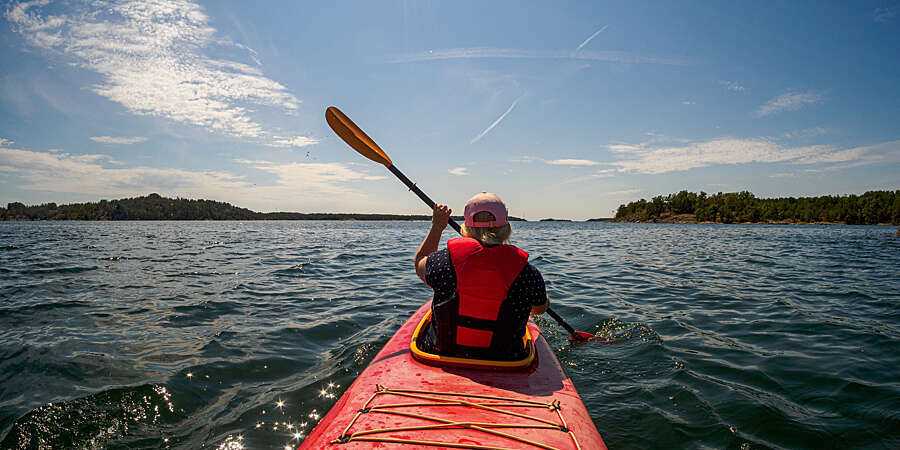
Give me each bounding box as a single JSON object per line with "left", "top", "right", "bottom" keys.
{"left": 298, "top": 301, "right": 606, "bottom": 449}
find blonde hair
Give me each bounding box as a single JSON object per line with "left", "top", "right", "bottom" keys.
{"left": 461, "top": 211, "right": 512, "bottom": 246}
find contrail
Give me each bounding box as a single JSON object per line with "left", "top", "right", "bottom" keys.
{"left": 574, "top": 25, "right": 608, "bottom": 53}
{"left": 389, "top": 47, "right": 687, "bottom": 66}
{"left": 470, "top": 95, "right": 524, "bottom": 144}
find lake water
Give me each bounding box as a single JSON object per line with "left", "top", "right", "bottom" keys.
{"left": 0, "top": 221, "right": 898, "bottom": 449}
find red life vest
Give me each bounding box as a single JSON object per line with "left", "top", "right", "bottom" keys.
{"left": 447, "top": 237, "right": 529, "bottom": 349}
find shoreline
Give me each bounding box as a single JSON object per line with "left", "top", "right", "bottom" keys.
{"left": 611, "top": 212, "right": 896, "bottom": 226}
{"left": 2, "top": 218, "right": 894, "bottom": 226}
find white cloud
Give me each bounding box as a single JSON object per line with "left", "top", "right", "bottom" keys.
{"left": 0, "top": 145, "right": 245, "bottom": 197}
{"left": 511, "top": 156, "right": 607, "bottom": 168}
{"left": 769, "top": 172, "right": 800, "bottom": 178}
{"left": 231, "top": 158, "right": 272, "bottom": 165}
{"left": 267, "top": 136, "right": 320, "bottom": 148}
{"left": 70, "top": 154, "right": 120, "bottom": 164}
{"left": 448, "top": 167, "right": 469, "bottom": 176}
{"left": 602, "top": 189, "right": 644, "bottom": 197}
{"left": 610, "top": 137, "right": 900, "bottom": 174}
{"left": 607, "top": 143, "right": 646, "bottom": 154}
{"left": 0, "top": 138, "right": 13, "bottom": 146}
{"left": 390, "top": 47, "right": 688, "bottom": 66}
{"left": 782, "top": 127, "right": 829, "bottom": 140}
{"left": 90, "top": 136, "right": 147, "bottom": 145}
{"left": 240, "top": 160, "right": 386, "bottom": 186}
{"left": 874, "top": 6, "right": 897, "bottom": 22}
{"left": 554, "top": 168, "right": 617, "bottom": 185}
{"left": 756, "top": 91, "right": 823, "bottom": 117}
{"left": 545, "top": 159, "right": 599, "bottom": 166}
{"left": 6, "top": 0, "right": 315, "bottom": 147}
{"left": 719, "top": 80, "right": 746, "bottom": 92}
{"left": 0, "top": 143, "right": 386, "bottom": 212}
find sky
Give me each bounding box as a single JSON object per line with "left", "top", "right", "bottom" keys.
{"left": 1, "top": 1, "right": 899, "bottom": 220}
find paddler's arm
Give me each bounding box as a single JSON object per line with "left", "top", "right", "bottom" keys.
{"left": 415, "top": 204, "right": 452, "bottom": 283}
{"left": 531, "top": 298, "right": 549, "bottom": 315}
{"left": 526, "top": 264, "right": 549, "bottom": 315}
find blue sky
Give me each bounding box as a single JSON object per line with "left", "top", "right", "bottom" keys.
{"left": 1, "top": 1, "right": 898, "bottom": 219}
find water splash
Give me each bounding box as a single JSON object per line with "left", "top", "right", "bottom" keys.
{"left": 590, "top": 317, "right": 661, "bottom": 344}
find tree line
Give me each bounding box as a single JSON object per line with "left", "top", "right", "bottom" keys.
{"left": 614, "top": 190, "right": 900, "bottom": 225}
{"left": 0, "top": 193, "right": 524, "bottom": 222}
{"left": 0, "top": 193, "right": 423, "bottom": 221}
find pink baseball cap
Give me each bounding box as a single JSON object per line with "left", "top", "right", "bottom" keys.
{"left": 464, "top": 192, "right": 509, "bottom": 228}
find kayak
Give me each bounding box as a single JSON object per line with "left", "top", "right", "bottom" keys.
{"left": 298, "top": 301, "right": 606, "bottom": 449}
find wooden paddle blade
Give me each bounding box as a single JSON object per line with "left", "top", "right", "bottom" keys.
{"left": 325, "top": 106, "right": 392, "bottom": 166}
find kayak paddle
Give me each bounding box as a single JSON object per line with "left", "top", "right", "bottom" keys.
{"left": 325, "top": 106, "right": 594, "bottom": 342}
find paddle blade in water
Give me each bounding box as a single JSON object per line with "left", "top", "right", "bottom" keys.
{"left": 570, "top": 331, "right": 596, "bottom": 342}
{"left": 325, "top": 106, "right": 393, "bottom": 166}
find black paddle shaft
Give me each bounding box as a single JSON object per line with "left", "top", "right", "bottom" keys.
{"left": 387, "top": 164, "right": 462, "bottom": 234}
{"left": 385, "top": 163, "right": 579, "bottom": 335}
{"left": 546, "top": 307, "right": 577, "bottom": 335}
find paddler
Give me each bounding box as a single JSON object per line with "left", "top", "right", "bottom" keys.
{"left": 414, "top": 192, "right": 549, "bottom": 360}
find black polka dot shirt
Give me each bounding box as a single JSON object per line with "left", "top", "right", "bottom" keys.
{"left": 421, "top": 247, "right": 548, "bottom": 356}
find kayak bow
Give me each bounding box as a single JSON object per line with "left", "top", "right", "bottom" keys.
{"left": 298, "top": 301, "right": 606, "bottom": 449}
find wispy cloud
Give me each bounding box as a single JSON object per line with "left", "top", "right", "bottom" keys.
{"left": 546, "top": 159, "right": 599, "bottom": 166}
{"left": 511, "top": 156, "right": 605, "bottom": 167}
{"left": 448, "top": 167, "right": 469, "bottom": 176}
{"left": 719, "top": 80, "right": 746, "bottom": 92}
{"left": 782, "top": 127, "right": 829, "bottom": 140}
{"left": 769, "top": 172, "right": 803, "bottom": 178}
{"left": 874, "top": 6, "right": 898, "bottom": 22}
{"left": 266, "top": 136, "right": 320, "bottom": 148}
{"left": 0, "top": 142, "right": 385, "bottom": 212}
{"left": 608, "top": 137, "right": 899, "bottom": 174}
{"left": 554, "top": 168, "right": 617, "bottom": 185}
{"left": 90, "top": 136, "right": 147, "bottom": 145}
{"left": 6, "top": 0, "right": 314, "bottom": 147}
{"left": 390, "top": 47, "right": 688, "bottom": 66}
{"left": 608, "top": 143, "right": 646, "bottom": 154}
{"left": 755, "top": 90, "right": 823, "bottom": 117}
{"left": 70, "top": 154, "right": 121, "bottom": 164}
{"left": 231, "top": 158, "right": 272, "bottom": 165}
{"left": 574, "top": 25, "right": 608, "bottom": 53}
{"left": 602, "top": 188, "right": 644, "bottom": 197}
{"left": 470, "top": 95, "right": 523, "bottom": 144}
{"left": 238, "top": 159, "right": 386, "bottom": 187}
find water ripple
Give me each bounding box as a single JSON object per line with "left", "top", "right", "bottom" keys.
{"left": 0, "top": 221, "right": 897, "bottom": 449}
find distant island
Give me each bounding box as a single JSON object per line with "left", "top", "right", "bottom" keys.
{"left": 0, "top": 194, "right": 526, "bottom": 222}
{"left": 5, "top": 192, "right": 897, "bottom": 224}
{"left": 613, "top": 190, "right": 899, "bottom": 225}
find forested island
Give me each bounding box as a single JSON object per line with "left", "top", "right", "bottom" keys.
{"left": 0, "top": 193, "right": 524, "bottom": 222}
{"left": 4, "top": 192, "right": 898, "bottom": 224}
{"left": 614, "top": 190, "right": 900, "bottom": 225}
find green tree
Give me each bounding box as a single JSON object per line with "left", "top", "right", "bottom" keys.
{"left": 613, "top": 190, "right": 899, "bottom": 224}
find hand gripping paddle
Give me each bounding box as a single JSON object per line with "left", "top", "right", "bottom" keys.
{"left": 325, "top": 106, "right": 594, "bottom": 342}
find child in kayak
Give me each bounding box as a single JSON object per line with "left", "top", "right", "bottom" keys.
{"left": 414, "top": 192, "right": 549, "bottom": 361}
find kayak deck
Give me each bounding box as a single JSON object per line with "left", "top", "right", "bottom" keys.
{"left": 299, "top": 301, "right": 606, "bottom": 450}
